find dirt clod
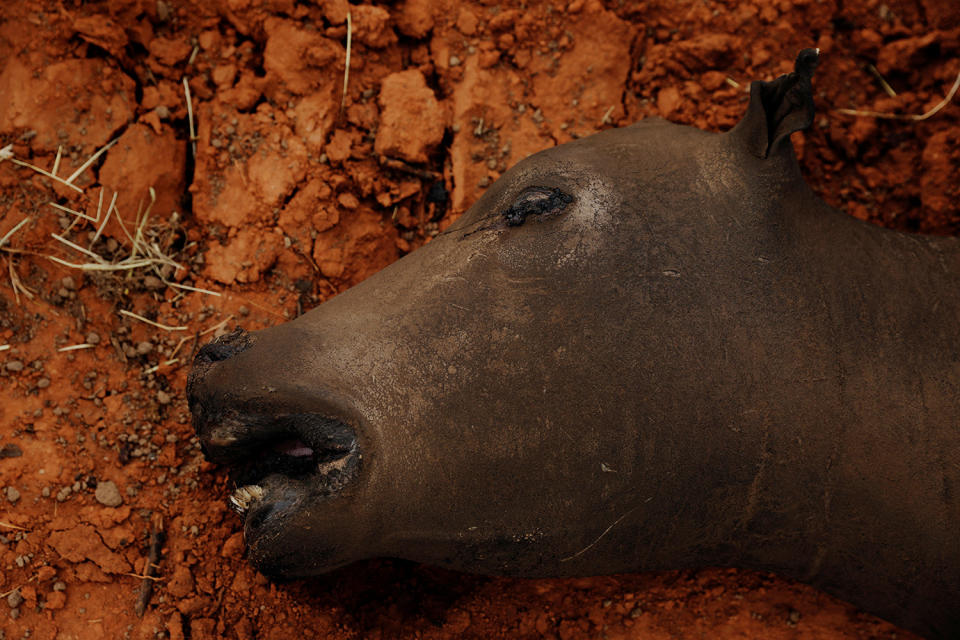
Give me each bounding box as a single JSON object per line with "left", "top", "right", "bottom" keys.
{"left": 167, "top": 565, "right": 195, "bottom": 599}
{"left": 375, "top": 69, "right": 448, "bottom": 164}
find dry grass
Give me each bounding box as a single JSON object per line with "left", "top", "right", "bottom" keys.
{"left": 1, "top": 129, "right": 224, "bottom": 363}
{"left": 65, "top": 137, "right": 119, "bottom": 185}
{"left": 867, "top": 64, "right": 898, "bottom": 98}
{"left": 57, "top": 343, "right": 95, "bottom": 352}
{"left": 183, "top": 77, "right": 197, "bottom": 157}
{"left": 0, "top": 216, "right": 30, "bottom": 248}
{"left": 837, "top": 66, "right": 960, "bottom": 121}
{"left": 341, "top": 10, "right": 353, "bottom": 116}
{"left": 2, "top": 141, "right": 220, "bottom": 296}
{"left": 601, "top": 105, "right": 616, "bottom": 125}
{"left": 119, "top": 309, "right": 187, "bottom": 332}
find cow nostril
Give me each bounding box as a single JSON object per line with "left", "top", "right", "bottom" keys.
{"left": 186, "top": 329, "right": 253, "bottom": 410}
{"left": 196, "top": 342, "right": 241, "bottom": 363}
{"left": 192, "top": 328, "right": 252, "bottom": 365}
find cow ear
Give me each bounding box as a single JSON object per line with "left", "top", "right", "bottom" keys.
{"left": 731, "top": 48, "right": 820, "bottom": 159}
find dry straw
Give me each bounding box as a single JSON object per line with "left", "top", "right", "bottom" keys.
{"left": 341, "top": 11, "right": 352, "bottom": 115}
{"left": 837, "top": 65, "right": 960, "bottom": 121}
{"left": 1, "top": 131, "right": 221, "bottom": 330}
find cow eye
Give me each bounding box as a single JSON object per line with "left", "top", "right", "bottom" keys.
{"left": 502, "top": 187, "right": 573, "bottom": 226}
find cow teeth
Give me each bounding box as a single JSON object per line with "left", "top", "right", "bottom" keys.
{"left": 229, "top": 484, "right": 264, "bottom": 514}
{"left": 229, "top": 495, "right": 246, "bottom": 513}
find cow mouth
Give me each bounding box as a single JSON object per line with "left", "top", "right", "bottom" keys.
{"left": 226, "top": 429, "right": 359, "bottom": 515}
{"left": 194, "top": 410, "right": 360, "bottom": 528}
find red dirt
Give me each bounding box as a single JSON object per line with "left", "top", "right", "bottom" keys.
{"left": 1, "top": 0, "right": 957, "bottom": 638}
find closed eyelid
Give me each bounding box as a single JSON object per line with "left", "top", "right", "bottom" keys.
{"left": 502, "top": 187, "right": 573, "bottom": 226}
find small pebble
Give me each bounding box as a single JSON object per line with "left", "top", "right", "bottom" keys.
{"left": 157, "top": 390, "right": 171, "bottom": 405}
{"left": 5, "top": 361, "right": 23, "bottom": 372}
{"left": 37, "top": 378, "right": 50, "bottom": 389}
{"left": 9, "top": 607, "right": 19, "bottom": 619}
{"left": 95, "top": 481, "right": 123, "bottom": 507}
{"left": 136, "top": 341, "right": 153, "bottom": 355}
{"left": 61, "top": 276, "right": 76, "bottom": 290}
{"left": 53, "top": 581, "right": 66, "bottom": 592}
{"left": 0, "top": 443, "right": 22, "bottom": 458}
{"left": 449, "top": 55, "right": 461, "bottom": 66}
{"left": 7, "top": 590, "right": 22, "bottom": 608}
{"left": 86, "top": 332, "right": 101, "bottom": 345}
{"left": 5, "top": 486, "right": 19, "bottom": 503}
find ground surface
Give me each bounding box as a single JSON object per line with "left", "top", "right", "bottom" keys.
{"left": 0, "top": 0, "right": 958, "bottom": 638}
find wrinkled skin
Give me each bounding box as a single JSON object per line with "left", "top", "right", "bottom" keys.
{"left": 188, "top": 53, "right": 960, "bottom": 639}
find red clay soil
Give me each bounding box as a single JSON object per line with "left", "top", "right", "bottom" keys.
{"left": 0, "top": 0, "right": 958, "bottom": 638}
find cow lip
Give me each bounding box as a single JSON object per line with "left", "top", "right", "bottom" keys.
{"left": 225, "top": 448, "right": 361, "bottom": 547}
{"left": 196, "top": 409, "right": 358, "bottom": 463}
